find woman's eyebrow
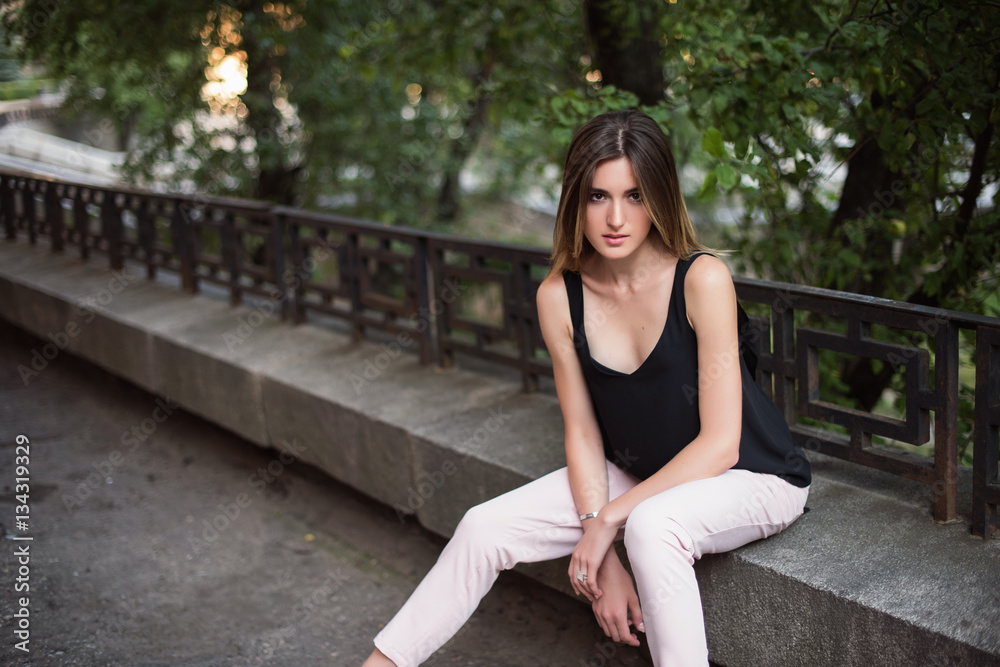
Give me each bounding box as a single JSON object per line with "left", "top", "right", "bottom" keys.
{"left": 589, "top": 187, "right": 640, "bottom": 194}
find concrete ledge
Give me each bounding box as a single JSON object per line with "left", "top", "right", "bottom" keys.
{"left": 2, "top": 239, "right": 999, "bottom": 666}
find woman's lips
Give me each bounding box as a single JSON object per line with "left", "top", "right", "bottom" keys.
{"left": 603, "top": 234, "right": 627, "bottom": 246}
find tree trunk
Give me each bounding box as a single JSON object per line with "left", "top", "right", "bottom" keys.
{"left": 240, "top": 7, "right": 300, "bottom": 205}
{"left": 436, "top": 93, "right": 491, "bottom": 223}
{"left": 584, "top": 0, "right": 664, "bottom": 106}
{"left": 436, "top": 40, "right": 496, "bottom": 224}
{"left": 822, "top": 94, "right": 904, "bottom": 411}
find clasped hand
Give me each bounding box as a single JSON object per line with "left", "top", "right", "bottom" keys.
{"left": 569, "top": 517, "right": 644, "bottom": 647}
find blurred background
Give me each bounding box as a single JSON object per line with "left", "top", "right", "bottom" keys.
{"left": 1, "top": 0, "right": 998, "bottom": 463}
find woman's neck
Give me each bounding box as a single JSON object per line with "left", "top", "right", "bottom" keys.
{"left": 587, "top": 240, "right": 675, "bottom": 292}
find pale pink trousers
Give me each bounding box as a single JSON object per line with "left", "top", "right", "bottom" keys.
{"left": 373, "top": 462, "right": 809, "bottom": 666}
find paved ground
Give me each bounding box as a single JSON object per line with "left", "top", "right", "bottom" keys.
{"left": 0, "top": 319, "right": 654, "bottom": 666}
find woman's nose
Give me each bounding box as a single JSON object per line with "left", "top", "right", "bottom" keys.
{"left": 607, "top": 201, "right": 626, "bottom": 228}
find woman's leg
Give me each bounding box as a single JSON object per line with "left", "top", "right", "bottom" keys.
{"left": 372, "top": 462, "right": 640, "bottom": 667}
{"left": 623, "top": 470, "right": 809, "bottom": 666}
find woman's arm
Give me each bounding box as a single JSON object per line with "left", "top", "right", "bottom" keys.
{"left": 536, "top": 274, "right": 610, "bottom": 522}
{"left": 538, "top": 273, "right": 647, "bottom": 644}
{"left": 569, "top": 254, "right": 743, "bottom": 600}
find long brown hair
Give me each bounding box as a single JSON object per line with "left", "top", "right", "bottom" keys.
{"left": 547, "top": 110, "right": 707, "bottom": 277}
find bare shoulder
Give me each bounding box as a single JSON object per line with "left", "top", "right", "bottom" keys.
{"left": 536, "top": 271, "right": 570, "bottom": 315}
{"left": 685, "top": 254, "right": 736, "bottom": 327}
{"left": 685, "top": 253, "right": 735, "bottom": 299}
{"left": 535, "top": 274, "right": 573, "bottom": 348}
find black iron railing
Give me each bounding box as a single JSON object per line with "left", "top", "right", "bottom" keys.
{"left": 1, "top": 167, "right": 997, "bottom": 539}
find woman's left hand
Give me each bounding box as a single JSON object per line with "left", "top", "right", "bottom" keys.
{"left": 569, "top": 516, "right": 619, "bottom": 600}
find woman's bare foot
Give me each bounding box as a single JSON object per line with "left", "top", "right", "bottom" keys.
{"left": 362, "top": 647, "right": 396, "bottom": 666}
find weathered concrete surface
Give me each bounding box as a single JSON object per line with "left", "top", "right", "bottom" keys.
{"left": 0, "top": 320, "right": 654, "bottom": 666}
{"left": 2, "top": 238, "right": 999, "bottom": 666}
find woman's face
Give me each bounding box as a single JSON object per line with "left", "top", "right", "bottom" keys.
{"left": 583, "top": 157, "right": 652, "bottom": 260}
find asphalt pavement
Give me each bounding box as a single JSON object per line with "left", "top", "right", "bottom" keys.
{"left": 0, "top": 319, "right": 654, "bottom": 666}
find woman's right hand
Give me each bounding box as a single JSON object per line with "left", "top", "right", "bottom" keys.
{"left": 590, "top": 549, "right": 644, "bottom": 647}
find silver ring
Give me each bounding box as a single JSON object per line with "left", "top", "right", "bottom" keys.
{"left": 576, "top": 570, "right": 587, "bottom": 582}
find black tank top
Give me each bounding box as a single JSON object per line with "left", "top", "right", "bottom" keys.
{"left": 562, "top": 253, "right": 811, "bottom": 487}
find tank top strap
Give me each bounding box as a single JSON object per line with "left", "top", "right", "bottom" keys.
{"left": 562, "top": 270, "right": 585, "bottom": 337}
{"left": 672, "top": 251, "right": 712, "bottom": 326}
{"left": 675, "top": 251, "right": 712, "bottom": 281}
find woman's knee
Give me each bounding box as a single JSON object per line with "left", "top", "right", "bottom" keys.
{"left": 455, "top": 499, "right": 502, "bottom": 540}
{"left": 623, "top": 498, "right": 693, "bottom": 563}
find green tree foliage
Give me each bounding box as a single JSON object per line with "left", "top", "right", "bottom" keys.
{"left": 2, "top": 0, "right": 583, "bottom": 223}
{"left": 6, "top": 1, "right": 997, "bottom": 286}
{"left": 659, "top": 0, "right": 1000, "bottom": 412}
{"left": 1, "top": 0, "right": 218, "bottom": 179}
{"left": 664, "top": 1, "right": 1000, "bottom": 312}
{"left": 301, "top": 0, "right": 583, "bottom": 225}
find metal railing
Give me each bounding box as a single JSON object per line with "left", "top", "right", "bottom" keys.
{"left": 1, "top": 167, "right": 997, "bottom": 539}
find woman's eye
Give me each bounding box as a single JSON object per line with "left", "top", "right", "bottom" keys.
{"left": 629, "top": 192, "right": 642, "bottom": 202}
{"left": 590, "top": 192, "right": 605, "bottom": 201}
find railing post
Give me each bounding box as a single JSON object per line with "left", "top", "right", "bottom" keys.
{"left": 933, "top": 321, "right": 960, "bottom": 523}
{"left": 101, "top": 190, "right": 123, "bottom": 271}
{"left": 222, "top": 211, "right": 240, "bottom": 306}
{"left": 515, "top": 255, "right": 539, "bottom": 393}
{"left": 271, "top": 212, "right": 289, "bottom": 321}
{"left": 25, "top": 180, "right": 37, "bottom": 245}
{"left": 171, "top": 198, "right": 195, "bottom": 293}
{"left": 772, "top": 301, "right": 797, "bottom": 423}
{"left": 1, "top": 174, "right": 14, "bottom": 241}
{"left": 973, "top": 325, "right": 1000, "bottom": 539}
{"left": 288, "top": 220, "right": 306, "bottom": 324}
{"left": 430, "top": 243, "right": 455, "bottom": 369}
{"left": 46, "top": 181, "right": 64, "bottom": 253}
{"left": 415, "top": 237, "right": 433, "bottom": 365}
{"left": 74, "top": 188, "right": 90, "bottom": 261}
{"left": 347, "top": 231, "right": 363, "bottom": 342}
{"left": 136, "top": 198, "right": 155, "bottom": 279}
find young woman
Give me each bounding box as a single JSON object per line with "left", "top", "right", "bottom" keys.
{"left": 363, "top": 109, "right": 811, "bottom": 666}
